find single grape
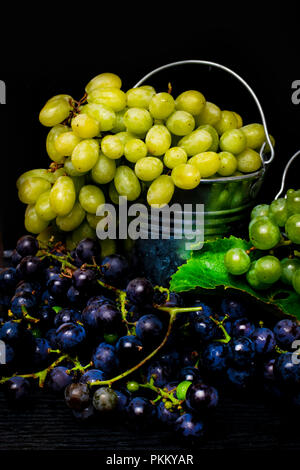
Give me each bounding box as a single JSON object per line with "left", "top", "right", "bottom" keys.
{"left": 115, "top": 335, "right": 144, "bottom": 366}
{"left": 251, "top": 327, "right": 276, "bottom": 355}
{"left": 134, "top": 157, "right": 163, "bottom": 181}
{"left": 124, "top": 138, "right": 148, "bottom": 163}
{"left": 71, "top": 113, "right": 100, "bottom": 139}
{"left": 280, "top": 258, "right": 300, "bottom": 285}
{"left": 92, "top": 342, "right": 119, "bottom": 374}
{"left": 228, "top": 336, "right": 256, "bottom": 368}
{"left": 274, "top": 352, "right": 300, "bottom": 386}
{"left": 246, "top": 261, "right": 270, "bottom": 290}
{"left": 93, "top": 387, "right": 118, "bottom": 412}
{"left": 145, "top": 124, "right": 171, "bottom": 156}
{"left": 250, "top": 204, "right": 269, "bottom": 220}
{"left": 214, "top": 110, "right": 238, "bottom": 135}
{"left": 224, "top": 247, "right": 251, "bottom": 275}
{"left": 240, "top": 123, "right": 267, "bottom": 149}
{"left": 65, "top": 383, "right": 91, "bottom": 411}
{"left": 126, "top": 86, "right": 156, "bottom": 109}
{"left": 126, "top": 397, "right": 156, "bottom": 426}
{"left": 71, "top": 139, "right": 100, "bottom": 173}
{"left": 249, "top": 216, "right": 281, "bottom": 250}
{"left": 220, "top": 129, "right": 247, "bottom": 154}
{"left": 195, "top": 101, "right": 221, "bottom": 127}
{"left": 176, "top": 381, "right": 192, "bottom": 400}
{"left": 124, "top": 107, "right": 153, "bottom": 135}
{"left": 146, "top": 175, "right": 175, "bottom": 208}
{"left": 178, "top": 128, "right": 212, "bottom": 156}
{"left": 188, "top": 152, "right": 220, "bottom": 178}
{"left": 292, "top": 269, "right": 300, "bottom": 294}
{"left": 236, "top": 148, "right": 262, "bottom": 173}
{"left": 166, "top": 110, "right": 195, "bottom": 136}
{"left": 175, "top": 90, "right": 206, "bottom": 116}
{"left": 135, "top": 314, "right": 164, "bottom": 346}
{"left": 171, "top": 163, "right": 201, "bottom": 190}
{"left": 255, "top": 255, "right": 282, "bottom": 284}
{"left": 269, "top": 198, "right": 289, "bottom": 227}
{"left": 285, "top": 214, "right": 300, "bottom": 244}
{"left": 286, "top": 189, "right": 300, "bottom": 214}
{"left": 85, "top": 72, "right": 122, "bottom": 93}
{"left": 186, "top": 382, "right": 219, "bottom": 413}
{"left": 100, "top": 254, "right": 129, "bottom": 286}
{"left": 76, "top": 238, "right": 101, "bottom": 264}
{"left": 201, "top": 342, "right": 228, "bottom": 372}
{"left": 217, "top": 152, "right": 238, "bottom": 176}
{"left": 4, "top": 376, "right": 31, "bottom": 402}
{"left": 232, "top": 317, "right": 255, "bottom": 338}
{"left": 114, "top": 165, "right": 141, "bottom": 201}
{"left": 87, "top": 87, "right": 127, "bottom": 112}
{"left": 126, "top": 277, "right": 154, "bottom": 305}
{"left": 55, "top": 322, "right": 86, "bottom": 353}
{"left": 39, "top": 98, "right": 71, "bottom": 127}
{"left": 49, "top": 176, "right": 76, "bottom": 216}
{"left": 16, "top": 235, "right": 39, "bottom": 257}
{"left": 273, "top": 318, "right": 300, "bottom": 349}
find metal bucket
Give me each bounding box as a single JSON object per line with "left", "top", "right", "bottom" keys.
{"left": 123, "top": 60, "right": 275, "bottom": 285}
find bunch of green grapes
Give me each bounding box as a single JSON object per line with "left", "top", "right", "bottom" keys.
{"left": 224, "top": 189, "right": 300, "bottom": 295}
{"left": 16, "top": 71, "right": 274, "bottom": 248}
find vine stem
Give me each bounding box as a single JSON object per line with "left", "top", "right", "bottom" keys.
{"left": 139, "top": 382, "right": 181, "bottom": 406}
{"left": 89, "top": 306, "right": 201, "bottom": 388}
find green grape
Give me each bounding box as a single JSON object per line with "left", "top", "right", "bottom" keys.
{"left": 217, "top": 152, "right": 238, "bottom": 176}
{"left": 280, "top": 258, "right": 300, "bottom": 285}
{"left": 126, "top": 86, "right": 156, "bottom": 108}
{"left": 145, "top": 125, "right": 172, "bottom": 156}
{"left": 285, "top": 214, "right": 300, "bottom": 244}
{"left": 46, "top": 125, "right": 70, "bottom": 163}
{"left": 292, "top": 269, "right": 300, "bottom": 295}
{"left": 85, "top": 72, "right": 122, "bottom": 94}
{"left": 214, "top": 110, "right": 238, "bottom": 135}
{"left": 178, "top": 128, "right": 212, "bottom": 156}
{"left": 219, "top": 129, "right": 247, "bottom": 154}
{"left": 148, "top": 92, "right": 175, "bottom": 119}
{"left": 166, "top": 110, "right": 195, "bottom": 136}
{"left": 195, "top": 101, "right": 221, "bottom": 126}
{"left": 64, "top": 157, "right": 87, "bottom": 177}
{"left": 230, "top": 189, "right": 245, "bottom": 209}
{"left": 91, "top": 152, "right": 116, "bottom": 184}
{"left": 86, "top": 213, "right": 108, "bottom": 230}
{"left": 16, "top": 169, "right": 55, "bottom": 189}
{"left": 35, "top": 190, "right": 57, "bottom": 221}
{"left": 197, "top": 125, "right": 219, "bottom": 152}
{"left": 124, "top": 138, "right": 148, "bottom": 163}
{"left": 49, "top": 176, "right": 76, "bottom": 216}
{"left": 111, "top": 108, "right": 127, "bottom": 133}
{"left": 54, "top": 131, "right": 82, "bottom": 157}
{"left": 236, "top": 148, "right": 262, "bottom": 173}
{"left": 287, "top": 189, "right": 300, "bottom": 214}
{"left": 250, "top": 204, "right": 269, "bottom": 219}
{"left": 79, "top": 185, "right": 105, "bottom": 214}
{"left": 255, "top": 255, "right": 282, "bottom": 284}
{"left": 115, "top": 131, "right": 137, "bottom": 145}
{"left": 171, "top": 163, "right": 201, "bottom": 190}
{"left": 232, "top": 111, "right": 243, "bottom": 128}
{"left": 100, "top": 134, "right": 124, "bottom": 160}
{"left": 163, "top": 147, "right": 187, "bottom": 169}
{"left": 269, "top": 198, "right": 289, "bottom": 227}
{"left": 224, "top": 247, "right": 251, "bottom": 275}
{"left": 81, "top": 103, "right": 116, "bottom": 132}
{"left": 246, "top": 261, "right": 269, "bottom": 290}
{"left": 134, "top": 157, "right": 163, "bottom": 182}
{"left": 25, "top": 204, "right": 49, "bottom": 234}
{"left": 18, "top": 178, "right": 52, "bottom": 205}
{"left": 176, "top": 381, "right": 192, "bottom": 401}
{"left": 71, "top": 113, "right": 101, "bottom": 138}
{"left": 249, "top": 216, "right": 281, "bottom": 250}
{"left": 56, "top": 202, "right": 86, "bottom": 232}
{"left": 175, "top": 90, "right": 206, "bottom": 116}
{"left": 240, "top": 123, "right": 267, "bottom": 149}
{"left": 72, "top": 139, "right": 100, "bottom": 172}
{"left": 146, "top": 175, "right": 175, "bottom": 208}
{"left": 72, "top": 221, "right": 97, "bottom": 244}
{"left": 123, "top": 108, "right": 153, "bottom": 135}
{"left": 87, "top": 87, "right": 127, "bottom": 112}
{"left": 114, "top": 166, "right": 141, "bottom": 201}
{"left": 39, "top": 98, "right": 71, "bottom": 127}
{"left": 188, "top": 152, "right": 220, "bottom": 178}
{"left": 46, "top": 94, "right": 73, "bottom": 104}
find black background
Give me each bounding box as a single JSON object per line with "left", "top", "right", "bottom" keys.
{"left": 0, "top": 2, "right": 300, "bottom": 458}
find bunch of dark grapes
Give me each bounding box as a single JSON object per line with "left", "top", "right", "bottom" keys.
{"left": 1, "top": 234, "right": 300, "bottom": 442}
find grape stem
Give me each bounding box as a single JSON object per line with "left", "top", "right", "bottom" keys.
{"left": 138, "top": 382, "right": 182, "bottom": 406}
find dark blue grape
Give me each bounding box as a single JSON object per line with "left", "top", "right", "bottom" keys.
{"left": 221, "top": 298, "right": 246, "bottom": 320}
{"left": 115, "top": 335, "right": 144, "bottom": 366}
{"left": 174, "top": 413, "right": 204, "bottom": 438}
{"left": 79, "top": 369, "right": 106, "bottom": 384}
{"left": 16, "top": 235, "right": 39, "bottom": 257}
{"left": 146, "top": 361, "right": 171, "bottom": 388}
{"left": 126, "top": 277, "right": 154, "bottom": 306}
{"left": 135, "top": 314, "right": 164, "bottom": 346}
{"left": 15, "top": 280, "right": 42, "bottom": 298}
{"left": 53, "top": 308, "right": 82, "bottom": 328}
{"left": 186, "top": 382, "right": 219, "bottom": 413}
{"left": 228, "top": 336, "right": 256, "bottom": 368}
{"left": 227, "top": 366, "right": 255, "bottom": 389}
{"left": 273, "top": 319, "right": 300, "bottom": 349}
{"left": 37, "top": 305, "right": 56, "bottom": 330}
{"left": 10, "top": 291, "right": 37, "bottom": 318}
{"left": 92, "top": 342, "right": 119, "bottom": 375}
{"left": 48, "top": 276, "right": 72, "bottom": 302}
{"left": 202, "top": 342, "right": 228, "bottom": 373}
{"left": 56, "top": 322, "right": 86, "bottom": 353}
{"left": 251, "top": 327, "right": 276, "bottom": 355}
{"left": 44, "top": 266, "right": 61, "bottom": 285}
{"left": 86, "top": 295, "right": 114, "bottom": 308}
{"left": 179, "top": 366, "right": 202, "bottom": 383}
{"left": 114, "top": 389, "right": 129, "bottom": 413}
{"left": 46, "top": 366, "right": 73, "bottom": 393}
{"left": 100, "top": 254, "right": 129, "bottom": 286}
{"left": 72, "top": 268, "right": 98, "bottom": 292}
{"left": 232, "top": 317, "right": 255, "bottom": 338}
{"left": 75, "top": 238, "right": 101, "bottom": 264}
{"left": 32, "top": 337, "right": 50, "bottom": 365}
{"left": 191, "top": 313, "right": 218, "bottom": 342}
{"left": 16, "top": 256, "right": 44, "bottom": 280}
{"left": 189, "top": 301, "right": 213, "bottom": 321}
{"left": 4, "top": 376, "right": 31, "bottom": 402}
{"left": 274, "top": 352, "right": 300, "bottom": 386}
{"left": 41, "top": 289, "right": 56, "bottom": 307}
{"left": 0, "top": 267, "right": 19, "bottom": 292}
{"left": 157, "top": 401, "right": 180, "bottom": 425}
{"left": 126, "top": 397, "right": 156, "bottom": 426}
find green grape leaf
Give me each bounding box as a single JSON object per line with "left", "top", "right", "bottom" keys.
{"left": 170, "top": 236, "right": 300, "bottom": 320}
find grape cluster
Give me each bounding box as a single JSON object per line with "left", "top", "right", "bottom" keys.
{"left": 224, "top": 188, "right": 300, "bottom": 295}
{"left": 17, "top": 72, "right": 274, "bottom": 248}
{"left": 1, "top": 234, "right": 300, "bottom": 442}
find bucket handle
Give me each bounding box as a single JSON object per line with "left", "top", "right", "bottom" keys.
{"left": 133, "top": 60, "right": 275, "bottom": 168}
{"left": 274, "top": 149, "right": 300, "bottom": 199}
